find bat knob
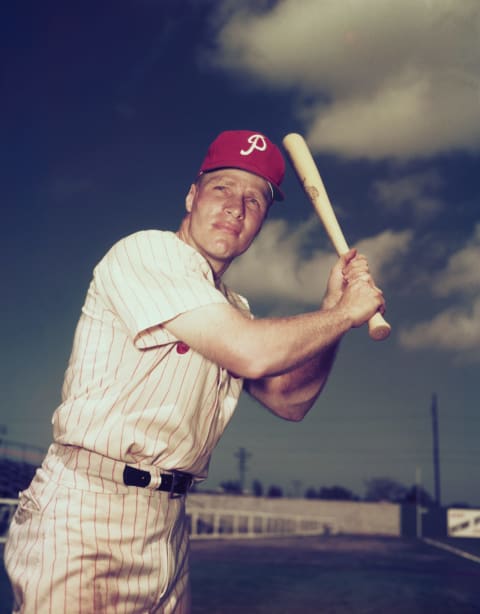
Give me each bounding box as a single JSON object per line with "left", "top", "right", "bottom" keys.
{"left": 368, "top": 313, "right": 391, "bottom": 341}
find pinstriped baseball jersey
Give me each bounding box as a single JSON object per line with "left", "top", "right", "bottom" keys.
{"left": 52, "top": 230, "right": 250, "bottom": 479}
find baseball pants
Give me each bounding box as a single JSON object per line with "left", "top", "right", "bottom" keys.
{"left": 4, "top": 445, "right": 191, "bottom": 613}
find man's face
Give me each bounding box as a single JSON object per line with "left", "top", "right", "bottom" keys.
{"left": 181, "top": 168, "right": 272, "bottom": 274}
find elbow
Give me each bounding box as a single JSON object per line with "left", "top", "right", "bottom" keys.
{"left": 270, "top": 400, "right": 314, "bottom": 422}
{"left": 282, "top": 409, "right": 308, "bottom": 423}
{"left": 228, "top": 330, "right": 292, "bottom": 380}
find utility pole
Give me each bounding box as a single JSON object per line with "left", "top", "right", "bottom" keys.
{"left": 431, "top": 393, "right": 441, "bottom": 507}
{"left": 416, "top": 466, "right": 423, "bottom": 538}
{"left": 235, "top": 447, "right": 251, "bottom": 493}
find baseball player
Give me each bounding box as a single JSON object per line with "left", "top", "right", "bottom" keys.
{"left": 4, "top": 130, "right": 385, "bottom": 613}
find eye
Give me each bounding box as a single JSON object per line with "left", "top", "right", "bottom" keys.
{"left": 246, "top": 196, "right": 268, "bottom": 213}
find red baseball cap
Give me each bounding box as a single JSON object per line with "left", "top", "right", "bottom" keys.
{"left": 198, "top": 130, "right": 285, "bottom": 201}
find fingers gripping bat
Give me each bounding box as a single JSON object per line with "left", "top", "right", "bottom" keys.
{"left": 282, "top": 133, "right": 391, "bottom": 341}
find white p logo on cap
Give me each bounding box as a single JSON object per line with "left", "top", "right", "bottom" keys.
{"left": 198, "top": 130, "right": 285, "bottom": 200}
{"left": 240, "top": 134, "right": 267, "bottom": 156}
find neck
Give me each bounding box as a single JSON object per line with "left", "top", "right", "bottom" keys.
{"left": 176, "top": 218, "right": 230, "bottom": 283}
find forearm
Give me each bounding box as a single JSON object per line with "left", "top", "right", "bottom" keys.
{"left": 165, "top": 302, "right": 352, "bottom": 380}
{"left": 244, "top": 306, "right": 350, "bottom": 376}
{"left": 245, "top": 338, "right": 340, "bottom": 421}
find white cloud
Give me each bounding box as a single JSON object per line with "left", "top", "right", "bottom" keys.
{"left": 355, "top": 229, "right": 413, "bottom": 283}
{"left": 224, "top": 217, "right": 413, "bottom": 309}
{"left": 432, "top": 224, "right": 480, "bottom": 297}
{"left": 203, "top": 0, "right": 480, "bottom": 159}
{"left": 224, "top": 218, "right": 333, "bottom": 307}
{"left": 399, "top": 224, "right": 480, "bottom": 358}
{"left": 399, "top": 297, "right": 480, "bottom": 353}
{"left": 372, "top": 171, "right": 444, "bottom": 221}
{"left": 306, "top": 72, "right": 480, "bottom": 159}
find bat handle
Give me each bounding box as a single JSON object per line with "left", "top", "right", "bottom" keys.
{"left": 332, "top": 240, "right": 391, "bottom": 341}
{"left": 368, "top": 311, "right": 391, "bottom": 341}
{"left": 333, "top": 242, "right": 391, "bottom": 341}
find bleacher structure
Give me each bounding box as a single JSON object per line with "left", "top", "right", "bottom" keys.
{"left": 187, "top": 504, "right": 337, "bottom": 540}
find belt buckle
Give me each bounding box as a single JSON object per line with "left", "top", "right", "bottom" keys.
{"left": 169, "top": 470, "right": 192, "bottom": 499}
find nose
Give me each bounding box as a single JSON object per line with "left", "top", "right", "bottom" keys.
{"left": 225, "top": 195, "right": 245, "bottom": 219}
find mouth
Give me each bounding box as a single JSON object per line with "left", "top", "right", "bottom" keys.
{"left": 213, "top": 222, "right": 241, "bottom": 236}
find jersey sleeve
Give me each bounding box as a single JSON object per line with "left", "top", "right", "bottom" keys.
{"left": 92, "top": 231, "right": 230, "bottom": 348}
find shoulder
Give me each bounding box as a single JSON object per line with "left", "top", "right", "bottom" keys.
{"left": 97, "top": 230, "right": 213, "bottom": 279}
{"left": 102, "top": 230, "right": 188, "bottom": 264}
{"left": 110, "top": 229, "right": 175, "bottom": 253}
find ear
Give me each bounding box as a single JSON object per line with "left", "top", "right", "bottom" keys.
{"left": 185, "top": 184, "right": 196, "bottom": 213}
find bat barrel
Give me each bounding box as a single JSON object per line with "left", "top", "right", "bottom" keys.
{"left": 282, "top": 132, "right": 391, "bottom": 342}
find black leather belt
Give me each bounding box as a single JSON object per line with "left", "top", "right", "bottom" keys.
{"left": 123, "top": 465, "right": 193, "bottom": 498}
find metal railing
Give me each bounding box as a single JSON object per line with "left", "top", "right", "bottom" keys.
{"left": 188, "top": 508, "right": 338, "bottom": 540}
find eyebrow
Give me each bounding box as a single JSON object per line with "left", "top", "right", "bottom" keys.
{"left": 205, "top": 174, "right": 270, "bottom": 202}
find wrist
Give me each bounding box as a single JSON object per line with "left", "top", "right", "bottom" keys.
{"left": 325, "top": 302, "right": 354, "bottom": 334}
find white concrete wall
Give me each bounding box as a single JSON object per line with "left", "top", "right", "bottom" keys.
{"left": 187, "top": 493, "right": 401, "bottom": 536}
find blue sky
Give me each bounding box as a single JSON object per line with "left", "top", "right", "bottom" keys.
{"left": 2, "top": 0, "right": 479, "bottom": 505}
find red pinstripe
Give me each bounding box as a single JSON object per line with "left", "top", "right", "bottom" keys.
{"left": 6, "top": 231, "right": 249, "bottom": 611}
{"left": 6, "top": 453, "right": 190, "bottom": 612}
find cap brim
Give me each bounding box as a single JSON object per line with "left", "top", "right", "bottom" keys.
{"left": 270, "top": 183, "right": 284, "bottom": 202}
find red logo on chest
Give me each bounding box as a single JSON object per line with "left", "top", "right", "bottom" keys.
{"left": 176, "top": 342, "right": 190, "bottom": 355}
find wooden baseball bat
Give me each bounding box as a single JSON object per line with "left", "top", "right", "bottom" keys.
{"left": 282, "top": 132, "right": 391, "bottom": 341}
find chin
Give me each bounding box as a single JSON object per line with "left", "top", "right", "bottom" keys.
{"left": 211, "top": 239, "right": 240, "bottom": 257}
